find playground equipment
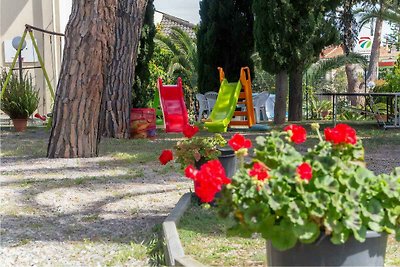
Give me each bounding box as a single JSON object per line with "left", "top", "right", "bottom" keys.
{"left": 157, "top": 77, "right": 189, "bottom": 132}
{"left": 1, "top": 24, "right": 64, "bottom": 101}
{"left": 204, "top": 67, "right": 255, "bottom": 132}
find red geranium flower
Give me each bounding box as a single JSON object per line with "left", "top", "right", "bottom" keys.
{"left": 159, "top": 149, "right": 173, "bottom": 165}
{"left": 284, "top": 124, "right": 307, "bottom": 144}
{"left": 296, "top": 162, "right": 313, "bottom": 182}
{"left": 324, "top": 124, "right": 357, "bottom": 145}
{"left": 184, "top": 160, "right": 231, "bottom": 203}
{"left": 249, "top": 162, "right": 270, "bottom": 181}
{"left": 183, "top": 124, "right": 199, "bottom": 138}
{"left": 228, "top": 133, "right": 252, "bottom": 151}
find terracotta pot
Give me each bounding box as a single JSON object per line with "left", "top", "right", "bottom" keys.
{"left": 12, "top": 118, "right": 28, "bottom": 132}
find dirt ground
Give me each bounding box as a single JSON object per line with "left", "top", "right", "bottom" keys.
{"left": 0, "top": 126, "right": 399, "bottom": 266}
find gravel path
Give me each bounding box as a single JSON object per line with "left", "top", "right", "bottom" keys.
{"left": 0, "top": 128, "right": 191, "bottom": 266}
{"left": 0, "top": 127, "right": 399, "bottom": 266}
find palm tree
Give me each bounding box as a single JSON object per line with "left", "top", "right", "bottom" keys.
{"left": 155, "top": 27, "right": 198, "bottom": 91}
{"left": 357, "top": 0, "right": 400, "bottom": 83}
{"left": 309, "top": 52, "right": 368, "bottom": 83}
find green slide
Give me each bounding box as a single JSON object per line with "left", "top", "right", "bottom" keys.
{"left": 204, "top": 79, "right": 242, "bottom": 132}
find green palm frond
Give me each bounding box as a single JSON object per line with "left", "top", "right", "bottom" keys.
{"left": 310, "top": 53, "right": 368, "bottom": 82}
{"left": 155, "top": 26, "right": 198, "bottom": 89}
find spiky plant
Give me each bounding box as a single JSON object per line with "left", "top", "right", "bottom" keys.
{"left": 0, "top": 70, "right": 39, "bottom": 119}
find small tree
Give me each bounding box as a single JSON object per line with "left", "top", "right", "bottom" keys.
{"left": 253, "top": 0, "right": 340, "bottom": 124}
{"left": 197, "top": 0, "right": 254, "bottom": 93}
{"left": 132, "top": 0, "right": 156, "bottom": 108}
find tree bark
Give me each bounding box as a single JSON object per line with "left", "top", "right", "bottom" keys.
{"left": 274, "top": 71, "right": 288, "bottom": 125}
{"left": 101, "top": 0, "right": 148, "bottom": 138}
{"left": 47, "top": 0, "right": 117, "bottom": 158}
{"left": 288, "top": 69, "right": 303, "bottom": 121}
{"left": 345, "top": 64, "right": 362, "bottom": 106}
{"left": 367, "top": 16, "right": 383, "bottom": 84}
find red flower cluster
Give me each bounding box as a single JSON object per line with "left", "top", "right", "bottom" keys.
{"left": 324, "top": 124, "right": 357, "bottom": 145}
{"left": 249, "top": 162, "right": 270, "bottom": 181}
{"left": 284, "top": 125, "right": 307, "bottom": 144}
{"left": 228, "top": 133, "right": 252, "bottom": 151}
{"left": 296, "top": 162, "right": 313, "bottom": 182}
{"left": 185, "top": 160, "right": 231, "bottom": 203}
{"left": 159, "top": 149, "right": 173, "bottom": 165}
{"left": 183, "top": 124, "right": 199, "bottom": 138}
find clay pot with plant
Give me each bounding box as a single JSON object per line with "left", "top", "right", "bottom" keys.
{"left": 0, "top": 71, "right": 39, "bottom": 132}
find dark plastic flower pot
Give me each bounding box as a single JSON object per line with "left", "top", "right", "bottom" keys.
{"left": 266, "top": 231, "right": 387, "bottom": 266}
{"left": 193, "top": 147, "right": 236, "bottom": 177}
{"left": 217, "top": 146, "right": 236, "bottom": 178}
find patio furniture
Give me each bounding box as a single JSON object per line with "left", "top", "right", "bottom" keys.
{"left": 253, "top": 91, "right": 270, "bottom": 123}
{"left": 205, "top": 91, "right": 218, "bottom": 111}
{"left": 195, "top": 93, "right": 209, "bottom": 122}
{"left": 265, "top": 94, "right": 275, "bottom": 120}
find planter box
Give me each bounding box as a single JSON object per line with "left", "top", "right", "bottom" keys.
{"left": 267, "top": 231, "right": 387, "bottom": 266}
{"left": 130, "top": 108, "right": 156, "bottom": 139}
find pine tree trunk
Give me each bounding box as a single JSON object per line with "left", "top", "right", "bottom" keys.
{"left": 367, "top": 16, "right": 383, "bottom": 83}
{"left": 101, "top": 0, "right": 148, "bottom": 138}
{"left": 47, "top": 0, "right": 117, "bottom": 158}
{"left": 288, "top": 69, "right": 303, "bottom": 121}
{"left": 274, "top": 71, "right": 288, "bottom": 125}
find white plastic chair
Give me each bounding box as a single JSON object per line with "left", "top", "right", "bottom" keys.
{"left": 253, "top": 92, "right": 270, "bottom": 123}
{"left": 196, "top": 93, "right": 209, "bottom": 122}
{"left": 265, "top": 94, "right": 275, "bottom": 120}
{"left": 205, "top": 91, "right": 218, "bottom": 111}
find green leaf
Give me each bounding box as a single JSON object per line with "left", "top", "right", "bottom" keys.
{"left": 255, "top": 136, "right": 266, "bottom": 146}
{"left": 368, "top": 221, "right": 383, "bottom": 232}
{"left": 353, "top": 225, "right": 367, "bottom": 242}
{"left": 313, "top": 175, "right": 339, "bottom": 193}
{"left": 363, "top": 198, "right": 384, "bottom": 222}
{"left": 287, "top": 201, "right": 305, "bottom": 225}
{"left": 331, "top": 227, "right": 350, "bottom": 245}
{"left": 294, "top": 221, "right": 320, "bottom": 244}
{"left": 259, "top": 215, "right": 276, "bottom": 239}
{"left": 269, "top": 220, "right": 297, "bottom": 251}
{"left": 343, "top": 210, "right": 362, "bottom": 231}
{"left": 354, "top": 167, "right": 373, "bottom": 185}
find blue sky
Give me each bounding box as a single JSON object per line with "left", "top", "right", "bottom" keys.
{"left": 154, "top": 0, "right": 200, "bottom": 24}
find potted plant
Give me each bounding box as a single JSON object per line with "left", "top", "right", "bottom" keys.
{"left": 158, "top": 124, "right": 238, "bottom": 177}
{"left": 183, "top": 124, "right": 399, "bottom": 266}
{"left": 0, "top": 71, "right": 39, "bottom": 132}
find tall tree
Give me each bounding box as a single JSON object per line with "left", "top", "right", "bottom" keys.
{"left": 48, "top": 0, "right": 148, "bottom": 157}
{"left": 253, "top": 0, "right": 340, "bottom": 124}
{"left": 338, "top": 0, "right": 363, "bottom": 104}
{"left": 132, "top": 0, "right": 156, "bottom": 108}
{"left": 48, "top": 0, "right": 118, "bottom": 158}
{"left": 101, "top": 0, "right": 148, "bottom": 139}
{"left": 197, "top": 0, "right": 254, "bottom": 93}
{"left": 288, "top": 4, "right": 339, "bottom": 121}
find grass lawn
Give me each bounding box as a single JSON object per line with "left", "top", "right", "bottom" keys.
{"left": 0, "top": 121, "right": 398, "bottom": 265}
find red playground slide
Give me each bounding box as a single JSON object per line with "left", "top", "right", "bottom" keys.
{"left": 157, "top": 77, "right": 189, "bottom": 132}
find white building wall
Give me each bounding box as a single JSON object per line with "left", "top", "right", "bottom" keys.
{"left": 0, "top": 0, "right": 68, "bottom": 115}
